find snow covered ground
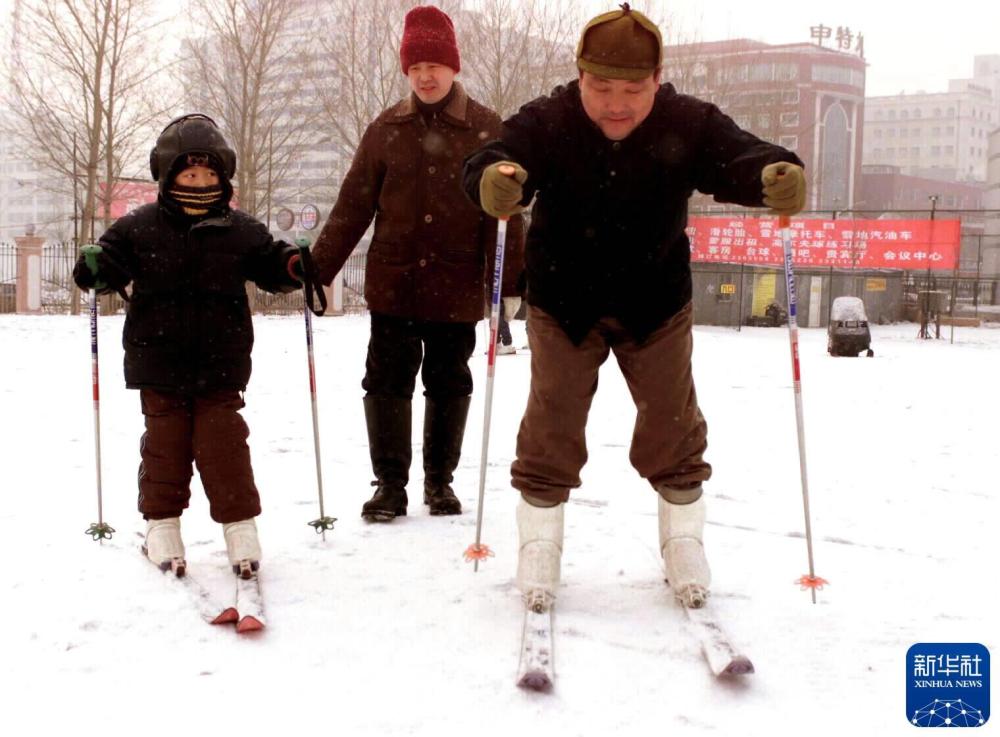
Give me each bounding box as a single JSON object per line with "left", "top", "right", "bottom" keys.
{"left": 1, "top": 312, "right": 996, "bottom": 736}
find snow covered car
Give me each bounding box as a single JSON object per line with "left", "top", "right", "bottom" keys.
{"left": 827, "top": 296, "right": 874, "bottom": 357}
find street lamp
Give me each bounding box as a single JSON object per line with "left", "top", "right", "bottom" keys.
{"left": 918, "top": 194, "right": 939, "bottom": 339}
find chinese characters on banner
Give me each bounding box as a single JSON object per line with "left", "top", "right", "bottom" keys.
{"left": 686, "top": 217, "right": 961, "bottom": 270}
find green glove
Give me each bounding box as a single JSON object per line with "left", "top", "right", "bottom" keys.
{"left": 80, "top": 244, "right": 107, "bottom": 291}
{"left": 761, "top": 162, "right": 806, "bottom": 216}
{"left": 479, "top": 161, "right": 528, "bottom": 219}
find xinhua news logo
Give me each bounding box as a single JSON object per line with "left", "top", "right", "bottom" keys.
{"left": 907, "top": 643, "right": 990, "bottom": 727}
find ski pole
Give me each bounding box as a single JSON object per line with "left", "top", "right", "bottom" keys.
{"left": 80, "top": 245, "right": 115, "bottom": 542}
{"left": 466, "top": 166, "right": 517, "bottom": 570}
{"left": 295, "top": 238, "right": 336, "bottom": 540}
{"left": 778, "top": 215, "right": 826, "bottom": 602}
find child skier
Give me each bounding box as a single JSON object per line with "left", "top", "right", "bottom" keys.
{"left": 73, "top": 113, "right": 302, "bottom": 579}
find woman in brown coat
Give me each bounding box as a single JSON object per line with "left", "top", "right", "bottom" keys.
{"left": 312, "top": 5, "right": 523, "bottom": 521}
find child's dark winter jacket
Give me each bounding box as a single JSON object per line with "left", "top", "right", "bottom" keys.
{"left": 74, "top": 202, "right": 300, "bottom": 394}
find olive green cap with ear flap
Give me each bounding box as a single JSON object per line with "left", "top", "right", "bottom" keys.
{"left": 576, "top": 3, "right": 663, "bottom": 81}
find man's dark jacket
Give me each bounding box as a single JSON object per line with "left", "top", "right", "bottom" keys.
{"left": 73, "top": 200, "right": 299, "bottom": 394}
{"left": 464, "top": 80, "right": 804, "bottom": 345}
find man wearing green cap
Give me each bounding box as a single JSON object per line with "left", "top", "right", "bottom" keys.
{"left": 464, "top": 4, "right": 806, "bottom": 613}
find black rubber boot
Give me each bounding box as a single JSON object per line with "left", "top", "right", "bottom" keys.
{"left": 422, "top": 396, "right": 471, "bottom": 516}
{"left": 361, "top": 395, "right": 411, "bottom": 522}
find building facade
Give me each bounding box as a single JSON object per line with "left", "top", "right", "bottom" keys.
{"left": 665, "top": 39, "right": 867, "bottom": 212}
{"left": 0, "top": 128, "right": 75, "bottom": 242}
{"left": 863, "top": 55, "right": 1000, "bottom": 184}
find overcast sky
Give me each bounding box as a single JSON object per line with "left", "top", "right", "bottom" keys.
{"left": 1, "top": 1, "right": 998, "bottom": 99}
{"left": 594, "top": 0, "right": 1000, "bottom": 97}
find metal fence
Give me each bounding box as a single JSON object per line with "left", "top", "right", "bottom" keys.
{"left": 3, "top": 220, "right": 1000, "bottom": 326}
{"left": 0, "top": 243, "right": 14, "bottom": 313}
{"left": 0, "top": 241, "right": 321, "bottom": 316}
{"left": 341, "top": 252, "right": 368, "bottom": 313}
{"left": 690, "top": 264, "right": 1000, "bottom": 328}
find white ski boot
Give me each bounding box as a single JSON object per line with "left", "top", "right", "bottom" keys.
{"left": 144, "top": 517, "right": 186, "bottom": 577}
{"left": 516, "top": 498, "right": 564, "bottom": 612}
{"left": 223, "top": 518, "right": 262, "bottom": 579}
{"left": 658, "top": 495, "right": 711, "bottom": 608}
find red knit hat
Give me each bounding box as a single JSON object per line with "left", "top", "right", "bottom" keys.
{"left": 399, "top": 6, "right": 461, "bottom": 74}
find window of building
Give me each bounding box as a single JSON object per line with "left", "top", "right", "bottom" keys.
{"left": 932, "top": 127, "right": 941, "bottom": 136}
{"left": 875, "top": 110, "right": 884, "bottom": 119}
{"left": 775, "top": 63, "right": 798, "bottom": 81}
{"left": 888, "top": 127, "right": 897, "bottom": 137}
{"left": 874, "top": 129, "right": 882, "bottom": 138}
{"left": 757, "top": 114, "right": 771, "bottom": 129}
{"left": 778, "top": 135, "right": 798, "bottom": 149}
{"left": 718, "top": 64, "right": 749, "bottom": 83}
{"left": 911, "top": 147, "right": 919, "bottom": 156}
{"left": 873, "top": 148, "right": 882, "bottom": 158}
{"left": 946, "top": 107, "right": 955, "bottom": 116}
{"left": 811, "top": 64, "right": 863, "bottom": 87}
{"left": 931, "top": 146, "right": 941, "bottom": 155}
{"left": 749, "top": 63, "right": 774, "bottom": 82}
{"left": 900, "top": 128, "right": 908, "bottom": 138}
{"left": 912, "top": 128, "right": 920, "bottom": 137}
{"left": 934, "top": 108, "right": 942, "bottom": 117}
{"left": 901, "top": 110, "right": 909, "bottom": 119}
{"left": 782, "top": 89, "right": 800, "bottom": 104}
{"left": 887, "top": 147, "right": 896, "bottom": 155}
{"left": 780, "top": 111, "right": 799, "bottom": 127}
{"left": 889, "top": 109, "right": 897, "bottom": 120}
{"left": 945, "top": 145, "right": 954, "bottom": 155}
{"left": 913, "top": 109, "right": 922, "bottom": 118}
{"left": 946, "top": 126, "right": 955, "bottom": 135}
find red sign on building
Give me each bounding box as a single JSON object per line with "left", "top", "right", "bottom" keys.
{"left": 687, "top": 217, "right": 960, "bottom": 270}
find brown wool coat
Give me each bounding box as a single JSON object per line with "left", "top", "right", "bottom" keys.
{"left": 312, "top": 82, "right": 524, "bottom": 323}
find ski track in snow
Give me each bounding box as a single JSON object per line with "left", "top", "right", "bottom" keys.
{"left": 1, "top": 314, "right": 996, "bottom": 736}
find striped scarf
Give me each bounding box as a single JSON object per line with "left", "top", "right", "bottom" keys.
{"left": 168, "top": 183, "right": 224, "bottom": 216}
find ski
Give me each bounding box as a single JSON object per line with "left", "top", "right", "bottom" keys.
{"left": 138, "top": 533, "right": 237, "bottom": 625}
{"left": 516, "top": 599, "right": 555, "bottom": 692}
{"left": 682, "top": 603, "right": 754, "bottom": 676}
{"left": 233, "top": 560, "right": 266, "bottom": 634}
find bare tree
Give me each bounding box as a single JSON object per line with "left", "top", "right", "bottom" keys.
{"left": 517, "top": 0, "right": 581, "bottom": 100}
{"left": 182, "top": 0, "right": 318, "bottom": 219}
{"left": 454, "top": 0, "right": 582, "bottom": 119}
{"left": 310, "top": 0, "right": 413, "bottom": 162}
{"left": 4, "top": 0, "right": 177, "bottom": 312}
{"left": 455, "top": 0, "right": 536, "bottom": 118}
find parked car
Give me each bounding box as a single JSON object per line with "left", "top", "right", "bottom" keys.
{"left": 828, "top": 296, "right": 874, "bottom": 357}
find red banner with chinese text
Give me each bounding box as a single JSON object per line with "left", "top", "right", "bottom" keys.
{"left": 687, "top": 217, "right": 960, "bottom": 270}
{"left": 98, "top": 181, "right": 159, "bottom": 219}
